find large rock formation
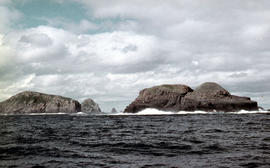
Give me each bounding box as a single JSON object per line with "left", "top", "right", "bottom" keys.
{"left": 124, "top": 82, "right": 258, "bottom": 113}
{"left": 0, "top": 91, "right": 81, "bottom": 114}
{"left": 81, "top": 98, "right": 102, "bottom": 113}
{"left": 124, "top": 84, "right": 193, "bottom": 113}
{"left": 181, "top": 82, "right": 258, "bottom": 112}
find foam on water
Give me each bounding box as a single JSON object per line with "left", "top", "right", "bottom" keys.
{"left": 229, "top": 109, "right": 270, "bottom": 114}
{"left": 113, "top": 108, "right": 270, "bottom": 115}
{"left": 28, "top": 112, "right": 67, "bottom": 115}
{"left": 73, "top": 112, "right": 88, "bottom": 115}
{"left": 0, "top": 109, "right": 268, "bottom": 116}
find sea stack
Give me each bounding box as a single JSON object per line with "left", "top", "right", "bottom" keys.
{"left": 81, "top": 98, "right": 102, "bottom": 114}
{"left": 0, "top": 91, "right": 81, "bottom": 114}
{"left": 124, "top": 82, "right": 258, "bottom": 113}
{"left": 111, "top": 107, "right": 117, "bottom": 113}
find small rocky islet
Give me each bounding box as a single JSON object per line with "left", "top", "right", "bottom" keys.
{"left": 81, "top": 98, "right": 102, "bottom": 114}
{"left": 0, "top": 82, "right": 260, "bottom": 114}
{"left": 111, "top": 107, "right": 117, "bottom": 113}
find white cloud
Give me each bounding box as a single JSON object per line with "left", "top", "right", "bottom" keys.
{"left": 19, "top": 33, "right": 53, "bottom": 47}
{"left": 0, "top": 74, "right": 35, "bottom": 100}
{"left": 44, "top": 17, "right": 99, "bottom": 33}
{"left": 5, "top": 26, "right": 162, "bottom": 68}
{"left": 5, "top": 26, "right": 73, "bottom": 62}
{"left": 0, "top": 6, "right": 22, "bottom": 33}
{"left": 0, "top": 34, "right": 13, "bottom": 66}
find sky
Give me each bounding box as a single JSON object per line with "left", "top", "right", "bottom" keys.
{"left": 0, "top": 0, "right": 270, "bottom": 112}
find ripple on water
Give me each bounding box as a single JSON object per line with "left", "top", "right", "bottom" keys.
{"left": 0, "top": 114, "right": 269, "bottom": 168}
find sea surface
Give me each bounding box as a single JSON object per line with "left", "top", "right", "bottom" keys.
{"left": 0, "top": 111, "right": 270, "bottom": 168}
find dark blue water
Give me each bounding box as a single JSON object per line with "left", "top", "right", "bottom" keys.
{"left": 0, "top": 114, "right": 269, "bottom": 168}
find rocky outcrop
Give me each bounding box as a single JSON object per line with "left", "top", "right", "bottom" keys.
{"left": 124, "top": 82, "right": 258, "bottom": 113}
{"left": 81, "top": 98, "right": 102, "bottom": 113}
{"left": 258, "top": 106, "right": 265, "bottom": 111}
{"left": 124, "top": 84, "right": 193, "bottom": 113}
{"left": 181, "top": 82, "right": 258, "bottom": 112}
{"left": 111, "top": 107, "right": 117, "bottom": 113}
{"left": 0, "top": 91, "right": 81, "bottom": 114}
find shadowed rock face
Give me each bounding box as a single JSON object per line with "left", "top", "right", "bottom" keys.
{"left": 0, "top": 91, "right": 81, "bottom": 114}
{"left": 124, "top": 82, "right": 258, "bottom": 113}
{"left": 81, "top": 98, "right": 101, "bottom": 113}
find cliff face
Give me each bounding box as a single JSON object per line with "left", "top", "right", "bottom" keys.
{"left": 124, "top": 82, "right": 258, "bottom": 113}
{"left": 0, "top": 91, "right": 81, "bottom": 114}
{"left": 81, "top": 98, "right": 102, "bottom": 113}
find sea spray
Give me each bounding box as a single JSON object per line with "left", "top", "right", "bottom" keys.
{"left": 113, "top": 108, "right": 270, "bottom": 115}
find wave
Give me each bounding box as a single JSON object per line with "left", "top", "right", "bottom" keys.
{"left": 0, "top": 109, "right": 269, "bottom": 116}
{"left": 113, "top": 108, "right": 270, "bottom": 115}
{"left": 28, "top": 112, "right": 68, "bottom": 115}
{"left": 0, "top": 112, "right": 69, "bottom": 116}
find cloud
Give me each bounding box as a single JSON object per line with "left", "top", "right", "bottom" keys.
{"left": 0, "top": 35, "right": 12, "bottom": 66}
{"left": 0, "top": 6, "right": 22, "bottom": 33}
{"left": 3, "top": 25, "right": 168, "bottom": 75}
{"left": 5, "top": 26, "right": 71, "bottom": 63}
{"left": 44, "top": 17, "right": 99, "bottom": 33}
{"left": 19, "top": 33, "right": 53, "bottom": 47}
{"left": 229, "top": 72, "right": 248, "bottom": 78}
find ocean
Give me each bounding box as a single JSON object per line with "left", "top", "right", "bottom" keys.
{"left": 0, "top": 110, "right": 269, "bottom": 168}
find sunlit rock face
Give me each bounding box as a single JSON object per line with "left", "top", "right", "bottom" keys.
{"left": 0, "top": 91, "right": 81, "bottom": 114}
{"left": 81, "top": 98, "right": 102, "bottom": 114}
{"left": 124, "top": 82, "right": 258, "bottom": 113}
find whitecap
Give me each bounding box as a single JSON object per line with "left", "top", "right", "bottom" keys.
{"left": 28, "top": 112, "right": 67, "bottom": 115}
{"left": 112, "top": 108, "right": 270, "bottom": 115}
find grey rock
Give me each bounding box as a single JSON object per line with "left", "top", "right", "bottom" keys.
{"left": 181, "top": 82, "right": 258, "bottom": 112}
{"left": 124, "top": 82, "right": 258, "bottom": 113}
{"left": 258, "top": 106, "right": 265, "bottom": 111}
{"left": 81, "top": 98, "right": 101, "bottom": 113}
{"left": 124, "top": 84, "right": 193, "bottom": 113}
{"left": 111, "top": 107, "right": 117, "bottom": 113}
{"left": 0, "top": 91, "right": 81, "bottom": 114}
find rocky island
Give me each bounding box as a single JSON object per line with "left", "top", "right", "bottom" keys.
{"left": 124, "top": 82, "right": 258, "bottom": 113}
{"left": 0, "top": 91, "right": 81, "bottom": 114}
{"left": 111, "top": 107, "right": 117, "bottom": 113}
{"left": 81, "top": 98, "right": 102, "bottom": 114}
